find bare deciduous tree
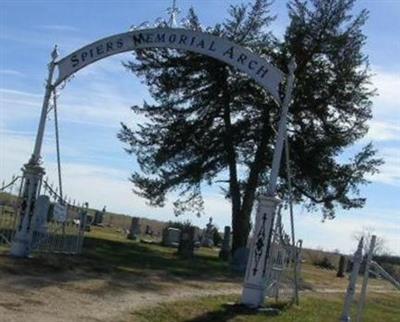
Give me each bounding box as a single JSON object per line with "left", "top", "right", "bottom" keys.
{"left": 353, "top": 227, "right": 388, "bottom": 256}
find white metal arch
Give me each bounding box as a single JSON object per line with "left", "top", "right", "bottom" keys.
{"left": 54, "top": 28, "right": 284, "bottom": 104}
{"left": 12, "top": 26, "right": 297, "bottom": 310}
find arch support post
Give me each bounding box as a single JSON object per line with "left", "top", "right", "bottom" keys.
{"left": 241, "top": 195, "right": 281, "bottom": 307}
{"left": 356, "top": 235, "right": 376, "bottom": 322}
{"left": 10, "top": 46, "right": 58, "bottom": 257}
{"left": 241, "top": 58, "right": 296, "bottom": 308}
{"left": 340, "top": 237, "right": 364, "bottom": 322}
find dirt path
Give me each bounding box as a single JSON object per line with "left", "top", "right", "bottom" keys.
{"left": 2, "top": 271, "right": 399, "bottom": 322}
{"left": 0, "top": 271, "right": 241, "bottom": 322}
{"left": 1, "top": 259, "right": 398, "bottom": 322}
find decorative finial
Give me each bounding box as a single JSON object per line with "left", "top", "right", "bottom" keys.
{"left": 51, "top": 45, "right": 59, "bottom": 61}
{"left": 167, "top": 0, "right": 180, "bottom": 27}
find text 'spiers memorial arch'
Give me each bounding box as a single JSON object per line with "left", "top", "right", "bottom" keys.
{"left": 11, "top": 22, "right": 296, "bottom": 310}
{"left": 55, "top": 28, "right": 284, "bottom": 104}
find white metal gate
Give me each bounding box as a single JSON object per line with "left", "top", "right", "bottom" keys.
{"left": 265, "top": 211, "right": 303, "bottom": 302}
{"left": 1, "top": 175, "right": 87, "bottom": 255}
{"left": 0, "top": 176, "right": 22, "bottom": 247}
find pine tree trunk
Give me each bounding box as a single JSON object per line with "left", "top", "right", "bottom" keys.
{"left": 231, "top": 111, "right": 271, "bottom": 253}
{"left": 219, "top": 67, "right": 244, "bottom": 255}
{"left": 232, "top": 206, "right": 250, "bottom": 253}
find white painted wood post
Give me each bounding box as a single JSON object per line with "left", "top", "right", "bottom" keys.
{"left": 241, "top": 59, "right": 296, "bottom": 308}
{"left": 356, "top": 235, "right": 376, "bottom": 322}
{"left": 370, "top": 261, "right": 400, "bottom": 290}
{"left": 10, "top": 46, "right": 58, "bottom": 257}
{"left": 241, "top": 195, "right": 281, "bottom": 307}
{"left": 32, "top": 46, "right": 59, "bottom": 164}
{"left": 340, "top": 238, "right": 364, "bottom": 322}
{"left": 266, "top": 59, "right": 297, "bottom": 197}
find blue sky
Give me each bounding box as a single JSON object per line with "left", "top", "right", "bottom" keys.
{"left": 0, "top": 0, "right": 399, "bottom": 255}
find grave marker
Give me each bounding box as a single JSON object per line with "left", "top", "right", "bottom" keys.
{"left": 219, "top": 226, "right": 231, "bottom": 260}
{"left": 127, "top": 217, "right": 141, "bottom": 240}
{"left": 162, "top": 227, "right": 181, "bottom": 247}
{"left": 178, "top": 226, "right": 195, "bottom": 258}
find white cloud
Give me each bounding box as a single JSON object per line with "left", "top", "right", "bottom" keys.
{"left": 286, "top": 209, "right": 400, "bottom": 255}
{"left": 366, "top": 120, "right": 400, "bottom": 142}
{"left": 0, "top": 131, "right": 33, "bottom": 176}
{"left": 360, "top": 67, "right": 400, "bottom": 188}
{"left": 37, "top": 25, "right": 78, "bottom": 32}
{"left": 369, "top": 147, "right": 400, "bottom": 187}
{"left": 0, "top": 128, "right": 226, "bottom": 228}
{"left": 0, "top": 66, "right": 147, "bottom": 129}
{"left": 1, "top": 130, "right": 399, "bottom": 255}
{"left": 0, "top": 69, "right": 25, "bottom": 77}
{"left": 362, "top": 68, "right": 400, "bottom": 144}
{"left": 0, "top": 88, "right": 43, "bottom": 127}
{"left": 370, "top": 68, "right": 400, "bottom": 120}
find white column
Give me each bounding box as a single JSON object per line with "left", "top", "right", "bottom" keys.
{"left": 240, "top": 58, "right": 296, "bottom": 308}
{"left": 10, "top": 163, "right": 45, "bottom": 257}
{"left": 356, "top": 235, "right": 376, "bottom": 322}
{"left": 266, "top": 58, "right": 296, "bottom": 196}
{"left": 10, "top": 46, "right": 58, "bottom": 257}
{"left": 340, "top": 238, "right": 364, "bottom": 322}
{"left": 31, "top": 46, "right": 59, "bottom": 163}
{"left": 241, "top": 194, "right": 281, "bottom": 308}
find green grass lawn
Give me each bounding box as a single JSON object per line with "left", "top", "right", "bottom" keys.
{"left": 129, "top": 292, "right": 400, "bottom": 322}
{"left": 83, "top": 226, "right": 236, "bottom": 279}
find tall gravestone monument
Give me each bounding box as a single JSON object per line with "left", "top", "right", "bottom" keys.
{"left": 127, "top": 217, "right": 141, "bottom": 240}
{"left": 93, "top": 206, "right": 106, "bottom": 225}
{"left": 219, "top": 226, "right": 231, "bottom": 260}
{"left": 178, "top": 226, "right": 195, "bottom": 258}
{"left": 202, "top": 217, "right": 214, "bottom": 247}
{"left": 337, "top": 255, "right": 347, "bottom": 278}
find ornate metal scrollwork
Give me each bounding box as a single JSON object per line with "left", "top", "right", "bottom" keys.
{"left": 252, "top": 212, "right": 268, "bottom": 276}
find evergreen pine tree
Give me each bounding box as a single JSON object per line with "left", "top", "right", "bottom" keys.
{"left": 119, "top": 0, "right": 382, "bottom": 253}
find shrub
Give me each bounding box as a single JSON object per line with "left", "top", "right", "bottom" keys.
{"left": 313, "top": 256, "right": 336, "bottom": 270}
{"left": 165, "top": 220, "right": 193, "bottom": 231}
{"left": 212, "top": 227, "right": 223, "bottom": 246}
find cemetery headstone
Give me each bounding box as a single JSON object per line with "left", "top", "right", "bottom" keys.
{"left": 145, "top": 224, "right": 153, "bottom": 237}
{"left": 33, "top": 195, "right": 50, "bottom": 234}
{"left": 162, "top": 227, "right": 181, "bottom": 247}
{"left": 93, "top": 206, "right": 106, "bottom": 225}
{"left": 337, "top": 255, "right": 347, "bottom": 278}
{"left": 178, "top": 226, "right": 195, "bottom": 258}
{"left": 201, "top": 217, "right": 215, "bottom": 247}
{"left": 231, "top": 247, "right": 249, "bottom": 273}
{"left": 193, "top": 226, "right": 201, "bottom": 248}
{"left": 85, "top": 214, "right": 93, "bottom": 231}
{"left": 127, "top": 217, "right": 141, "bottom": 240}
{"left": 79, "top": 206, "right": 88, "bottom": 231}
{"left": 219, "top": 226, "right": 231, "bottom": 261}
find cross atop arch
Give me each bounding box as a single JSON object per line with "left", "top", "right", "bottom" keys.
{"left": 167, "top": 0, "right": 180, "bottom": 27}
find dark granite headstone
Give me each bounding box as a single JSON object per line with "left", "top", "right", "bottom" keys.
{"left": 219, "top": 226, "right": 231, "bottom": 261}
{"left": 162, "top": 227, "right": 181, "bottom": 247}
{"left": 127, "top": 217, "right": 141, "bottom": 240}
{"left": 337, "top": 255, "right": 347, "bottom": 277}
{"left": 93, "top": 210, "right": 103, "bottom": 225}
{"left": 178, "top": 226, "right": 195, "bottom": 258}
{"left": 201, "top": 217, "right": 215, "bottom": 247}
